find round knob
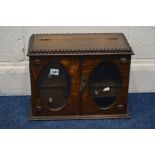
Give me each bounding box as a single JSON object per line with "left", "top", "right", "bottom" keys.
{"left": 120, "top": 57, "right": 127, "bottom": 64}
{"left": 36, "top": 105, "right": 42, "bottom": 112}
{"left": 34, "top": 59, "right": 41, "bottom": 66}
{"left": 117, "top": 104, "right": 124, "bottom": 110}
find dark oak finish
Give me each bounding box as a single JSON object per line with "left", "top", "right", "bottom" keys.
{"left": 27, "top": 33, "right": 133, "bottom": 120}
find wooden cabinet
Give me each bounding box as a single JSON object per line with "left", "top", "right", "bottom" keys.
{"left": 27, "top": 33, "right": 134, "bottom": 120}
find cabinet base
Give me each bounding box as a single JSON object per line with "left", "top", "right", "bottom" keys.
{"left": 29, "top": 113, "right": 130, "bottom": 120}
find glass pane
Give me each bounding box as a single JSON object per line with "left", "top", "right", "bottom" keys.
{"left": 38, "top": 62, "right": 71, "bottom": 110}
{"left": 88, "top": 61, "right": 121, "bottom": 109}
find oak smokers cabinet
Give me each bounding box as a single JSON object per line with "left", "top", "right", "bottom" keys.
{"left": 27, "top": 33, "right": 134, "bottom": 120}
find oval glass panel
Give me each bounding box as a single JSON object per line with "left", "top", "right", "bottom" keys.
{"left": 88, "top": 61, "right": 121, "bottom": 109}
{"left": 38, "top": 62, "right": 71, "bottom": 110}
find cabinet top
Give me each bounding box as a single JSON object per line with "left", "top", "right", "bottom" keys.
{"left": 27, "top": 33, "right": 134, "bottom": 56}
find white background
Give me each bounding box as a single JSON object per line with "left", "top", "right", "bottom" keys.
{"left": 0, "top": 0, "right": 155, "bottom": 155}
{"left": 0, "top": 130, "right": 155, "bottom": 155}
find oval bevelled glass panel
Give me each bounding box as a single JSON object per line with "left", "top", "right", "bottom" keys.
{"left": 38, "top": 62, "right": 71, "bottom": 111}
{"left": 88, "top": 61, "right": 121, "bottom": 109}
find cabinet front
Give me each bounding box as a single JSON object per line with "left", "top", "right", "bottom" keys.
{"left": 80, "top": 56, "right": 131, "bottom": 115}
{"left": 30, "top": 55, "right": 131, "bottom": 118}
{"left": 30, "top": 57, "right": 80, "bottom": 116}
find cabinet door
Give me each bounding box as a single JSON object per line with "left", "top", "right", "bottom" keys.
{"left": 30, "top": 57, "right": 80, "bottom": 117}
{"left": 80, "top": 56, "right": 131, "bottom": 115}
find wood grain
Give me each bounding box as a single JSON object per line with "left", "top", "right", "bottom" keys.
{"left": 28, "top": 33, "right": 133, "bottom": 119}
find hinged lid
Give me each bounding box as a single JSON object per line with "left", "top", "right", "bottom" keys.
{"left": 27, "top": 33, "right": 134, "bottom": 56}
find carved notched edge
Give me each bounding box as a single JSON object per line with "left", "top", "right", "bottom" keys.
{"left": 27, "top": 33, "right": 134, "bottom": 56}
